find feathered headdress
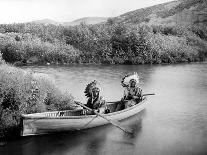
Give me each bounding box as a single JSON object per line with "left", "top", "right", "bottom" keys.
{"left": 121, "top": 72, "right": 139, "bottom": 87}
{"left": 84, "top": 80, "right": 100, "bottom": 97}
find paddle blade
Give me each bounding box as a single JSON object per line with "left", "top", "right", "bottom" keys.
{"left": 109, "top": 119, "right": 134, "bottom": 134}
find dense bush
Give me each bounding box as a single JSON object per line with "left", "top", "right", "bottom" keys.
{"left": 148, "top": 33, "right": 198, "bottom": 63}
{"left": 64, "top": 23, "right": 206, "bottom": 64}
{"left": 0, "top": 32, "right": 82, "bottom": 64}
{"left": 64, "top": 23, "right": 153, "bottom": 64}
{"left": 0, "top": 23, "right": 65, "bottom": 43}
{"left": 0, "top": 22, "right": 206, "bottom": 65}
{"left": 0, "top": 64, "right": 76, "bottom": 138}
{"left": 189, "top": 25, "right": 207, "bottom": 41}
{"left": 64, "top": 23, "right": 112, "bottom": 63}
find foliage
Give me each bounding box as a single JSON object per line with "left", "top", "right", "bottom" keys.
{"left": 158, "top": 0, "right": 204, "bottom": 18}
{"left": 0, "top": 32, "right": 81, "bottom": 64}
{"left": 189, "top": 25, "right": 207, "bottom": 41}
{"left": 64, "top": 22, "right": 206, "bottom": 64}
{"left": 0, "top": 20, "right": 206, "bottom": 65}
{"left": 0, "top": 64, "right": 75, "bottom": 138}
{"left": 0, "top": 23, "right": 65, "bottom": 43}
{"left": 148, "top": 33, "right": 199, "bottom": 63}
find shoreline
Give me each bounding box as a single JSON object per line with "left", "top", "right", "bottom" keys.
{"left": 14, "top": 59, "right": 207, "bottom": 68}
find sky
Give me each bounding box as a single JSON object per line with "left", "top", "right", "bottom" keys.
{"left": 0, "top": 0, "right": 173, "bottom": 24}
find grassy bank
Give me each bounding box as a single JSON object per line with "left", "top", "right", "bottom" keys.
{"left": 0, "top": 23, "right": 206, "bottom": 65}
{"left": 0, "top": 62, "right": 76, "bottom": 139}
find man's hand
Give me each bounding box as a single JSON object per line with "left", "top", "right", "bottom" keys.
{"left": 93, "top": 109, "right": 100, "bottom": 113}
{"left": 132, "top": 96, "right": 138, "bottom": 99}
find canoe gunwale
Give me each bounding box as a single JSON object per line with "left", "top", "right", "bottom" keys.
{"left": 21, "top": 97, "right": 147, "bottom": 120}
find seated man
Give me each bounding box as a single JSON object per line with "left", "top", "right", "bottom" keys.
{"left": 123, "top": 79, "right": 142, "bottom": 101}
{"left": 116, "top": 74, "right": 142, "bottom": 111}
{"left": 86, "top": 87, "right": 105, "bottom": 110}
{"left": 84, "top": 80, "right": 106, "bottom": 114}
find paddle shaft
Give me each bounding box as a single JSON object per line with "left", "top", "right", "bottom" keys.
{"left": 107, "top": 93, "right": 155, "bottom": 104}
{"left": 75, "top": 102, "right": 133, "bottom": 134}
{"left": 142, "top": 93, "right": 155, "bottom": 97}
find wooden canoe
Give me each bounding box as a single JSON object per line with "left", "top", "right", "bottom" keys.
{"left": 21, "top": 97, "right": 147, "bottom": 136}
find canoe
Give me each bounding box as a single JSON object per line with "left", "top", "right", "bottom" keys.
{"left": 21, "top": 97, "right": 147, "bottom": 136}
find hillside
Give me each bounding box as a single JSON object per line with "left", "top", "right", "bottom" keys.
{"left": 26, "top": 0, "right": 207, "bottom": 27}
{"left": 30, "top": 18, "right": 60, "bottom": 25}
{"left": 113, "top": 0, "right": 207, "bottom": 26}
{"left": 63, "top": 17, "right": 108, "bottom": 26}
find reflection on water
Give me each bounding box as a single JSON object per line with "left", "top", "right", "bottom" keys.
{"left": 1, "top": 63, "right": 207, "bottom": 155}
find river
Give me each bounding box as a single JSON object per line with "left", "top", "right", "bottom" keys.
{"left": 1, "top": 63, "right": 207, "bottom": 155}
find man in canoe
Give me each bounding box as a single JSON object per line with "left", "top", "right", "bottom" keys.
{"left": 116, "top": 73, "right": 142, "bottom": 111}
{"left": 84, "top": 80, "right": 106, "bottom": 113}
{"left": 123, "top": 79, "right": 142, "bottom": 101}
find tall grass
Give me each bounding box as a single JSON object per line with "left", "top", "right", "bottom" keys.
{"left": 0, "top": 64, "right": 75, "bottom": 138}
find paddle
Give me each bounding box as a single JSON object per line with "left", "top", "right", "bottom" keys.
{"left": 75, "top": 101, "right": 133, "bottom": 134}
{"left": 107, "top": 93, "right": 155, "bottom": 104}
{"left": 142, "top": 93, "right": 155, "bottom": 97}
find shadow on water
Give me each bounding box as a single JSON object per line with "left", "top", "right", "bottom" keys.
{"left": 0, "top": 110, "right": 146, "bottom": 155}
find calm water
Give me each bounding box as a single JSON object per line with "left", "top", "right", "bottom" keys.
{"left": 1, "top": 63, "right": 207, "bottom": 155}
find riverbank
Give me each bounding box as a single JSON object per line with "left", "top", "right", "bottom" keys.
{"left": 0, "top": 63, "right": 77, "bottom": 140}
{"left": 0, "top": 23, "right": 206, "bottom": 66}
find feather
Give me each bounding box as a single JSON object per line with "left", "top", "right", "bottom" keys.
{"left": 121, "top": 72, "right": 139, "bottom": 87}
{"left": 84, "top": 80, "right": 98, "bottom": 97}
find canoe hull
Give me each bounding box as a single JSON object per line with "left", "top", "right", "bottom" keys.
{"left": 22, "top": 98, "right": 147, "bottom": 136}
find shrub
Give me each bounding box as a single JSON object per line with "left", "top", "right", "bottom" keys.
{"left": 0, "top": 22, "right": 206, "bottom": 65}
{"left": 0, "top": 64, "right": 75, "bottom": 138}
{"left": 0, "top": 52, "right": 5, "bottom": 64}
{"left": 189, "top": 25, "right": 207, "bottom": 40}
{"left": 147, "top": 32, "right": 201, "bottom": 63}
{"left": 0, "top": 32, "right": 81, "bottom": 64}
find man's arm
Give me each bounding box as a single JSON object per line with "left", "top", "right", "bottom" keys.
{"left": 136, "top": 87, "right": 142, "bottom": 99}
{"left": 122, "top": 89, "right": 128, "bottom": 100}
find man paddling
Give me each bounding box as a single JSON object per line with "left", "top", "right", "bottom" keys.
{"left": 84, "top": 80, "right": 106, "bottom": 114}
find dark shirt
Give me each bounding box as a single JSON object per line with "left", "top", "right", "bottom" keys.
{"left": 86, "top": 96, "right": 104, "bottom": 109}
{"left": 124, "top": 86, "right": 142, "bottom": 100}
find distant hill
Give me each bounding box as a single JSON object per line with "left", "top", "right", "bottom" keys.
{"left": 113, "top": 0, "right": 207, "bottom": 26}
{"left": 62, "top": 17, "right": 108, "bottom": 26}
{"left": 30, "top": 18, "right": 60, "bottom": 25}
{"left": 30, "top": 17, "right": 108, "bottom": 26}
